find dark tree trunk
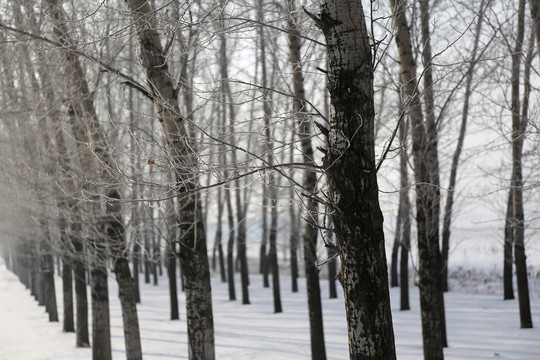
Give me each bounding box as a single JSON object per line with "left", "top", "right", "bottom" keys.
{"left": 399, "top": 117, "right": 411, "bottom": 311}
{"left": 152, "top": 235, "right": 159, "bottom": 286}
{"left": 237, "top": 215, "right": 250, "bottom": 305}
{"left": 62, "top": 252, "right": 74, "bottom": 332}
{"left": 126, "top": 2, "right": 216, "bottom": 357}
{"left": 288, "top": 1, "right": 327, "bottom": 356}
{"left": 144, "top": 226, "right": 151, "bottom": 284}
{"left": 503, "top": 190, "right": 515, "bottom": 299}
{"left": 389, "top": 0, "right": 445, "bottom": 357}
{"left": 261, "top": 184, "right": 270, "bottom": 287}
{"left": 73, "top": 235, "right": 90, "bottom": 347}
{"left": 418, "top": 0, "right": 448, "bottom": 349}
{"left": 214, "top": 188, "right": 227, "bottom": 283}
{"left": 167, "top": 242, "right": 179, "bottom": 320}
{"left": 317, "top": 1, "right": 397, "bottom": 358}
{"left": 390, "top": 214, "right": 401, "bottom": 288}
{"left": 225, "top": 187, "right": 236, "bottom": 301}
{"left": 60, "top": 219, "right": 74, "bottom": 332}
{"left": 91, "top": 250, "right": 112, "bottom": 360}
{"left": 41, "top": 248, "right": 59, "bottom": 322}
{"left": 133, "top": 240, "right": 141, "bottom": 303}
{"left": 510, "top": 3, "right": 533, "bottom": 328}
{"left": 107, "top": 192, "right": 143, "bottom": 360}
{"left": 269, "top": 190, "right": 282, "bottom": 313}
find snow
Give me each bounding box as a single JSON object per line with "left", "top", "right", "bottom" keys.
{"left": 0, "top": 257, "right": 539, "bottom": 360}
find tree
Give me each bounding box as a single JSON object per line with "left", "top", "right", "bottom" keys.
{"left": 311, "top": 0, "right": 397, "bottom": 358}
{"left": 441, "top": 0, "right": 490, "bottom": 293}
{"left": 388, "top": 0, "right": 446, "bottom": 357}
{"left": 287, "top": 0, "right": 326, "bottom": 356}
{"left": 125, "top": 1, "right": 215, "bottom": 358}
{"left": 509, "top": 0, "right": 533, "bottom": 329}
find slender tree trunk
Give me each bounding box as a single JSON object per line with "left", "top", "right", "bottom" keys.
{"left": 399, "top": 117, "right": 411, "bottom": 311}
{"left": 73, "top": 232, "right": 90, "bottom": 347}
{"left": 61, "top": 220, "right": 75, "bottom": 332}
{"left": 107, "top": 193, "right": 143, "bottom": 360}
{"left": 152, "top": 235, "right": 159, "bottom": 286}
{"left": 389, "top": 0, "right": 444, "bottom": 357}
{"left": 90, "top": 245, "right": 112, "bottom": 360}
{"left": 317, "top": 1, "right": 397, "bottom": 358}
{"left": 215, "top": 187, "right": 227, "bottom": 283}
{"left": 226, "top": 186, "right": 237, "bottom": 301}
{"left": 261, "top": 183, "right": 270, "bottom": 287}
{"left": 41, "top": 239, "right": 59, "bottom": 322}
{"left": 390, "top": 211, "right": 402, "bottom": 288}
{"left": 418, "top": 0, "right": 448, "bottom": 348}
{"left": 126, "top": 2, "right": 215, "bottom": 357}
{"left": 510, "top": 2, "right": 533, "bottom": 328}
{"left": 441, "top": 0, "right": 487, "bottom": 292}
{"left": 503, "top": 190, "right": 515, "bottom": 299}
{"left": 289, "top": 130, "right": 299, "bottom": 294}
{"left": 269, "top": 186, "right": 282, "bottom": 313}
{"left": 167, "top": 240, "right": 179, "bottom": 320}
{"left": 287, "top": 1, "right": 326, "bottom": 356}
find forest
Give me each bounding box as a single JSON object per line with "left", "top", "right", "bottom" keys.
{"left": 0, "top": 0, "right": 538, "bottom": 359}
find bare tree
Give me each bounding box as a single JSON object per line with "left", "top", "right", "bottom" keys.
{"left": 125, "top": 1, "right": 215, "bottom": 358}
{"left": 388, "top": 0, "right": 445, "bottom": 357}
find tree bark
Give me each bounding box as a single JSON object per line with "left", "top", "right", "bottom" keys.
{"left": 317, "top": 1, "right": 397, "bottom": 358}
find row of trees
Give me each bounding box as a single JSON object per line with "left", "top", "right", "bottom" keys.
{"left": 0, "top": 0, "right": 538, "bottom": 359}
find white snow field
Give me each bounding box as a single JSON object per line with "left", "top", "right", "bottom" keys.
{"left": 0, "top": 257, "right": 539, "bottom": 360}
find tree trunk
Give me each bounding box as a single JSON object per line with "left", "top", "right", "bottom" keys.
{"left": 261, "top": 183, "right": 270, "bottom": 287}
{"left": 73, "top": 233, "right": 90, "bottom": 347}
{"left": 390, "top": 210, "right": 402, "bottom": 288}
{"left": 289, "top": 130, "right": 299, "bottom": 294}
{"left": 398, "top": 118, "right": 411, "bottom": 311}
{"left": 287, "top": 0, "right": 326, "bottom": 356}
{"left": 510, "top": 1, "right": 533, "bottom": 328}
{"left": 126, "top": 2, "right": 215, "bottom": 357}
{"left": 61, "top": 247, "right": 74, "bottom": 331}
{"left": 167, "top": 241, "right": 180, "bottom": 320}
{"left": 441, "top": 0, "right": 487, "bottom": 293}
{"left": 269, "top": 186, "right": 282, "bottom": 313}
{"left": 503, "top": 189, "right": 515, "bottom": 300}
{"left": 318, "top": 1, "right": 397, "bottom": 358}
{"left": 90, "top": 248, "right": 112, "bottom": 360}
{"left": 389, "top": 0, "right": 444, "bottom": 357}
{"left": 41, "top": 241, "right": 59, "bottom": 322}
{"left": 60, "top": 219, "right": 74, "bottom": 332}
{"left": 226, "top": 186, "right": 237, "bottom": 301}
{"left": 214, "top": 187, "right": 227, "bottom": 283}
{"left": 108, "top": 192, "right": 143, "bottom": 360}
{"left": 46, "top": 1, "right": 143, "bottom": 356}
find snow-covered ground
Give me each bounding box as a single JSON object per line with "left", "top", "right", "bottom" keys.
{"left": 0, "top": 257, "right": 539, "bottom": 360}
